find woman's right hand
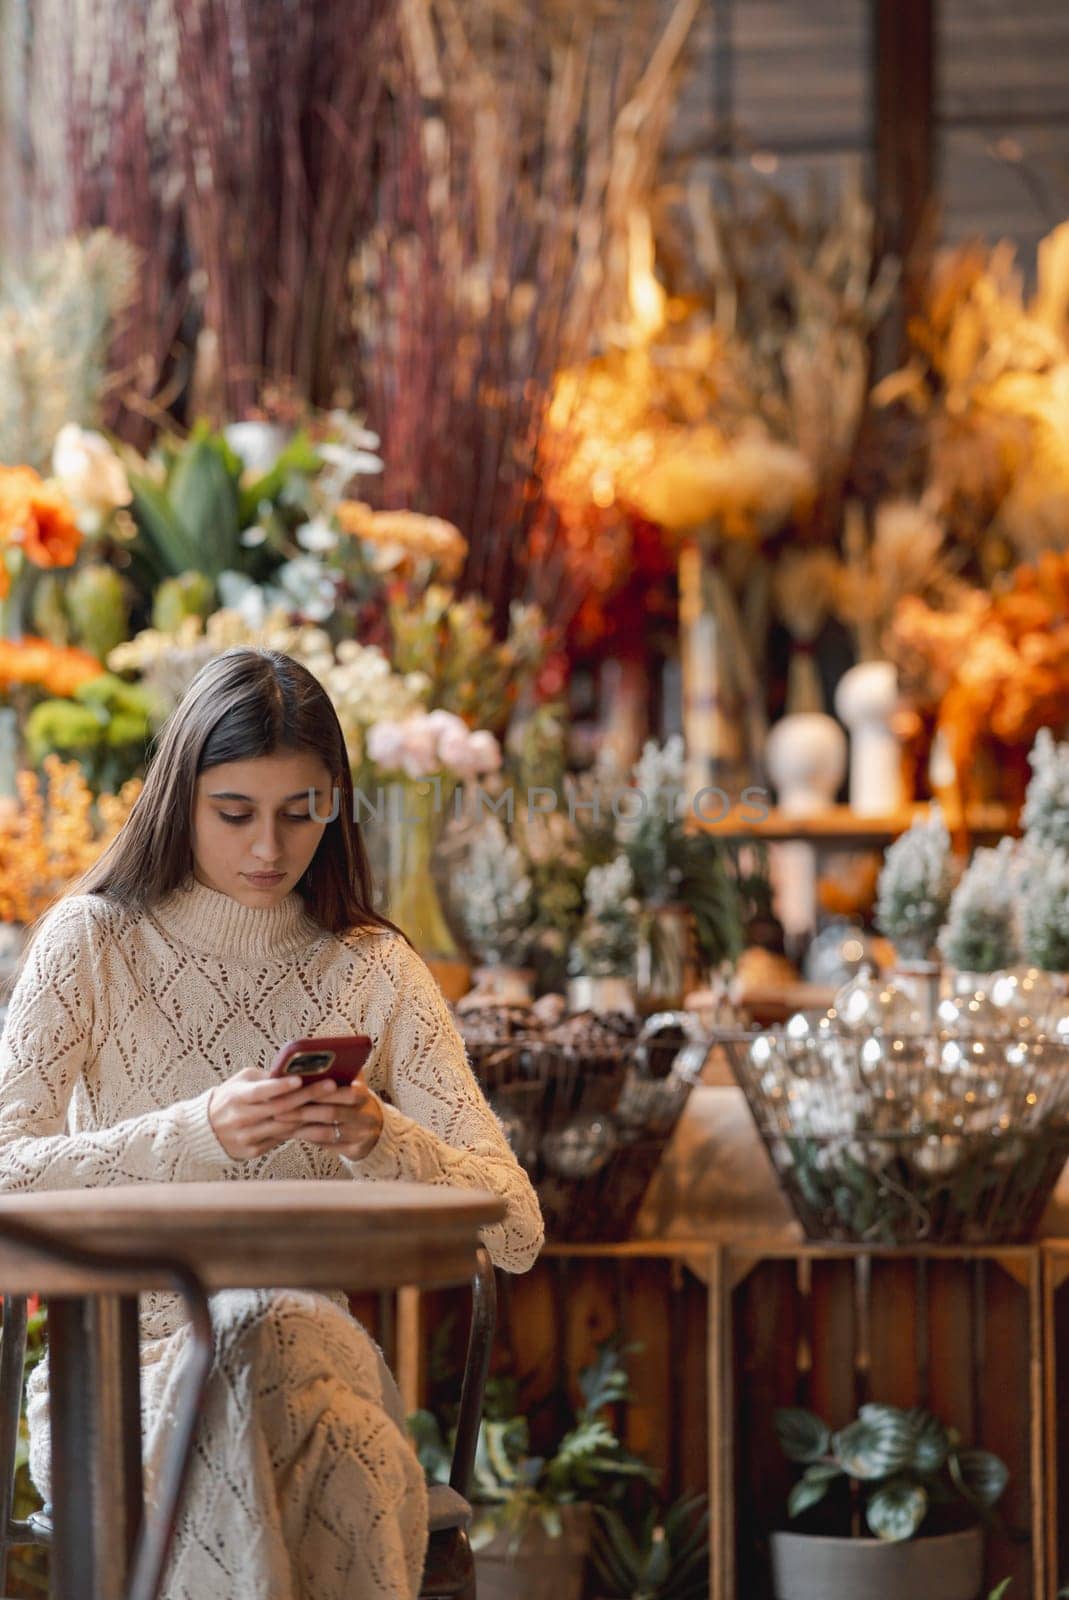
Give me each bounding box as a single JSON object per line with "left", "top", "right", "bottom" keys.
{"left": 207, "top": 1068, "right": 322, "bottom": 1161}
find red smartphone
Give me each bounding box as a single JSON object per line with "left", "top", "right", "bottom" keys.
{"left": 269, "top": 1035, "right": 373, "bottom": 1088}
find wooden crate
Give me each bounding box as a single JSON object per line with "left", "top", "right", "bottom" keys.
{"left": 1042, "top": 1242, "right": 1069, "bottom": 1594}
{"left": 711, "top": 1243, "right": 1047, "bottom": 1600}
{"left": 404, "top": 1242, "right": 716, "bottom": 1504}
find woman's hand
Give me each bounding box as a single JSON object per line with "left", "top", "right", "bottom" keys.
{"left": 207, "top": 1069, "right": 326, "bottom": 1161}
{"left": 285, "top": 1079, "right": 385, "bottom": 1161}
{"left": 207, "top": 1069, "right": 384, "bottom": 1162}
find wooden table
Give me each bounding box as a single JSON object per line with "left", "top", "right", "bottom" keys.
{"left": 0, "top": 1180, "right": 504, "bottom": 1600}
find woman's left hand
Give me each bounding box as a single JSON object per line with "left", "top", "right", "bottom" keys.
{"left": 280, "top": 1079, "right": 385, "bottom": 1160}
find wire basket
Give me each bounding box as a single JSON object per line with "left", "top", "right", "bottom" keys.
{"left": 716, "top": 1025, "right": 1069, "bottom": 1244}
{"left": 460, "top": 1011, "right": 709, "bottom": 1242}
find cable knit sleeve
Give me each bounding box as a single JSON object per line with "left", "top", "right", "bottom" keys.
{"left": 0, "top": 895, "right": 239, "bottom": 1191}
{"left": 345, "top": 935, "right": 543, "bottom": 1272}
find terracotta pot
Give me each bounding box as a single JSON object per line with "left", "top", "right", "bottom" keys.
{"left": 770, "top": 1526, "right": 984, "bottom": 1600}
{"left": 474, "top": 1504, "right": 592, "bottom": 1600}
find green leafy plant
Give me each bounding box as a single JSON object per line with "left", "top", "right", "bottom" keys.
{"left": 591, "top": 1492, "right": 709, "bottom": 1600}
{"left": 775, "top": 1403, "right": 1008, "bottom": 1542}
{"left": 25, "top": 672, "right": 156, "bottom": 792}
{"left": 409, "top": 1340, "right": 657, "bottom": 1549}
{"left": 127, "top": 421, "right": 322, "bottom": 587}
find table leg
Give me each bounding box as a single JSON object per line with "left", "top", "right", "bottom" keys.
{"left": 49, "top": 1294, "right": 143, "bottom": 1600}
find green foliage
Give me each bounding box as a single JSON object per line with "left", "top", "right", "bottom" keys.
{"left": 128, "top": 422, "right": 321, "bottom": 585}
{"left": 25, "top": 672, "right": 156, "bottom": 791}
{"left": 775, "top": 1403, "right": 1008, "bottom": 1543}
{"left": 408, "top": 1340, "right": 657, "bottom": 1550}
{"left": 591, "top": 1493, "right": 710, "bottom": 1600}
{"left": 151, "top": 570, "right": 218, "bottom": 632}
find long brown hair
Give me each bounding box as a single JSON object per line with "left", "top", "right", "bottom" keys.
{"left": 22, "top": 647, "right": 401, "bottom": 965}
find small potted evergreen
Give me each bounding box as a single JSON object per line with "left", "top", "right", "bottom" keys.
{"left": 874, "top": 807, "right": 955, "bottom": 1022}
{"left": 771, "top": 1402, "right": 1008, "bottom": 1600}
{"left": 937, "top": 838, "right": 1021, "bottom": 993}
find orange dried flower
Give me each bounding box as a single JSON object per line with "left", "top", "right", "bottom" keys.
{"left": 0, "top": 755, "right": 141, "bottom": 924}
{"left": 0, "top": 637, "right": 104, "bottom": 695}
{"left": 0, "top": 465, "right": 82, "bottom": 570}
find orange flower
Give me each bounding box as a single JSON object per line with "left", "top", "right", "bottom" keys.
{"left": 0, "top": 465, "right": 81, "bottom": 569}
{"left": 21, "top": 483, "right": 81, "bottom": 568}
{"left": 0, "top": 637, "right": 104, "bottom": 695}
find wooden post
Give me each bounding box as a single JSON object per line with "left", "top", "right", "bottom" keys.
{"left": 872, "top": 0, "right": 936, "bottom": 373}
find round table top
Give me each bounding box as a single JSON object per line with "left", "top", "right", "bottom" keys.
{"left": 0, "top": 1180, "right": 505, "bottom": 1294}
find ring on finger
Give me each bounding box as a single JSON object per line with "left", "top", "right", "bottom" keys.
{"left": 332, "top": 1116, "right": 342, "bottom": 1143}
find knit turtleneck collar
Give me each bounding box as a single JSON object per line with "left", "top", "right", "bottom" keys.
{"left": 150, "top": 875, "right": 323, "bottom": 961}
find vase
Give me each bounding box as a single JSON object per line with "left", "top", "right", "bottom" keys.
{"left": 678, "top": 539, "right": 765, "bottom": 803}
{"left": 383, "top": 780, "right": 465, "bottom": 978}
{"left": 634, "top": 904, "right": 696, "bottom": 1012}
{"left": 764, "top": 712, "right": 847, "bottom": 940}
{"left": 833, "top": 660, "right": 905, "bottom": 817}
{"left": 566, "top": 975, "right": 636, "bottom": 1015}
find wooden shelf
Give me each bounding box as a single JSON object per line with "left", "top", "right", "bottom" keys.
{"left": 691, "top": 801, "right": 1016, "bottom": 848}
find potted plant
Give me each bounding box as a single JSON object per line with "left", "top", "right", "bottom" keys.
{"left": 874, "top": 806, "right": 955, "bottom": 1022}
{"left": 614, "top": 736, "right": 743, "bottom": 1010}
{"left": 567, "top": 855, "right": 641, "bottom": 1014}
{"left": 771, "top": 1402, "right": 1008, "bottom": 1600}
{"left": 937, "top": 838, "right": 1021, "bottom": 993}
{"left": 451, "top": 813, "right": 537, "bottom": 1004}
{"left": 410, "top": 1341, "right": 656, "bottom": 1600}
{"left": 590, "top": 1491, "right": 709, "bottom": 1599}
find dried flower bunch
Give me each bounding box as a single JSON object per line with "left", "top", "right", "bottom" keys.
{"left": 0, "top": 230, "right": 138, "bottom": 471}
{"left": 875, "top": 221, "right": 1069, "bottom": 565}
{"left": 890, "top": 547, "right": 1069, "bottom": 804}
{"left": 0, "top": 754, "right": 141, "bottom": 924}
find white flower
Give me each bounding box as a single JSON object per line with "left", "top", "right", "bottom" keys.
{"left": 51, "top": 424, "right": 132, "bottom": 516}
{"left": 276, "top": 557, "right": 338, "bottom": 621}
{"left": 240, "top": 524, "right": 268, "bottom": 547}
{"left": 295, "top": 516, "right": 339, "bottom": 554}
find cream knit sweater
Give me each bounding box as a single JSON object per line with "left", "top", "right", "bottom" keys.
{"left": 0, "top": 877, "right": 543, "bottom": 1599}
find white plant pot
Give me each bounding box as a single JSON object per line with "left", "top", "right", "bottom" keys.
{"left": 834, "top": 660, "right": 905, "bottom": 817}
{"left": 566, "top": 976, "right": 636, "bottom": 1014}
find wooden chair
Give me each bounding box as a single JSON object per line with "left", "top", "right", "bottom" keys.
{"left": 419, "top": 1245, "right": 496, "bottom": 1600}
{"left": 0, "top": 1243, "right": 496, "bottom": 1600}
{"left": 0, "top": 1214, "right": 213, "bottom": 1600}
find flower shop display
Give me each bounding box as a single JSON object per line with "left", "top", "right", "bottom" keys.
{"left": 771, "top": 1402, "right": 1007, "bottom": 1600}
{"left": 719, "top": 966, "right": 1069, "bottom": 1244}
{"left": 455, "top": 1006, "right": 709, "bottom": 1242}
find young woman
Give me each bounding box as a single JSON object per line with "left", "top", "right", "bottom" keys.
{"left": 0, "top": 646, "right": 543, "bottom": 1600}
